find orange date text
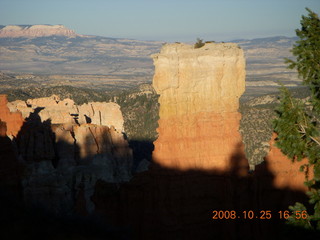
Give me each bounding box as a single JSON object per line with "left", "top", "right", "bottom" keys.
{"left": 212, "top": 210, "right": 309, "bottom": 220}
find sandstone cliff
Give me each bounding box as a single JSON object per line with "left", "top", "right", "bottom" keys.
{"left": 0, "top": 25, "right": 78, "bottom": 38}
{"left": 152, "top": 43, "right": 247, "bottom": 173}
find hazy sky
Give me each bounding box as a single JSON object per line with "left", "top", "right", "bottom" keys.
{"left": 0, "top": 0, "right": 319, "bottom": 42}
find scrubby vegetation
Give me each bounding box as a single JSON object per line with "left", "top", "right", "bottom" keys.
{"left": 115, "top": 84, "right": 159, "bottom": 142}
{"left": 239, "top": 87, "right": 310, "bottom": 169}
{"left": 1, "top": 86, "right": 112, "bottom": 105}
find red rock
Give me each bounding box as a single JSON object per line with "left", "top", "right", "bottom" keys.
{"left": 257, "top": 133, "right": 311, "bottom": 191}
{"left": 153, "top": 112, "right": 248, "bottom": 175}
{"left": 0, "top": 94, "right": 24, "bottom": 137}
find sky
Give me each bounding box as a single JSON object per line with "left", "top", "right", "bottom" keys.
{"left": 0, "top": 0, "right": 319, "bottom": 42}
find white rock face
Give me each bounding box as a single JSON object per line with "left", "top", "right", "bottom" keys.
{"left": 8, "top": 95, "right": 124, "bottom": 132}
{"left": 152, "top": 43, "right": 246, "bottom": 118}
{"left": 77, "top": 102, "right": 124, "bottom": 132}
{"left": 0, "top": 25, "right": 78, "bottom": 38}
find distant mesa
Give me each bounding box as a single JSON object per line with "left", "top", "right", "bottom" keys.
{"left": 0, "top": 24, "right": 79, "bottom": 38}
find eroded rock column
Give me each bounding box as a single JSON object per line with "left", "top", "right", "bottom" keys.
{"left": 152, "top": 43, "right": 248, "bottom": 173}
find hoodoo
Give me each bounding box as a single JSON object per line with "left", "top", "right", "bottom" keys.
{"left": 152, "top": 43, "right": 248, "bottom": 174}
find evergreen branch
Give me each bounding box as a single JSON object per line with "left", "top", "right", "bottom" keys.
{"left": 309, "top": 135, "right": 320, "bottom": 147}
{"left": 297, "top": 123, "right": 320, "bottom": 147}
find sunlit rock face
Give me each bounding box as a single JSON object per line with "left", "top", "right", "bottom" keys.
{"left": 152, "top": 43, "right": 248, "bottom": 173}
{"left": 8, "top": 95, "right": 124, "bottom": 132}
{"left": 257, "top": 133, "right": 311, "bottom": 191}
{"left": 0, "top": 95, "right": 24, "bottom": 137}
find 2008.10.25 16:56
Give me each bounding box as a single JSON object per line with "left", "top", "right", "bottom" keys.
{"left": 212, "top": 210, "right": 308, "bottom": 220}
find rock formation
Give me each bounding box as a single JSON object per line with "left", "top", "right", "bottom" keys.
{"left": 77, "top": 102, "right": 124, "bottom": 132}
{"left": 19, "top": 122, "right": 132, "bottom": 215}
{"left": 152, "top": 43, "right": 247, "bottom": 174}
{"left": 8, "top": 95, "right": 124, "bottom": 132}
{"left": 91, "top": 43, "right": 311, "bottom": 240}
{"left": 0, "top": 25, "right": 78, "bottom": 38}
{"left": 1, "top": 94, "right": 132, "bottom": 215}
{"left": 0, "top": 94, "right": 24, "bottom": 137}
{"left": 91, "top": 43, "right": 251, "bottom": 239}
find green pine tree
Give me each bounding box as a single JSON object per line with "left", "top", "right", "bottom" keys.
{"left": 285, "top": 7, "right": 320, "bottom": 112}
{"left": 273, "top": 8, "right": 320, "bottom": 230}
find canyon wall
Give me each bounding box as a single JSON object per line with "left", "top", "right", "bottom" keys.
{"left": 152, "top": 43, "right": 248, "bottom": 174}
